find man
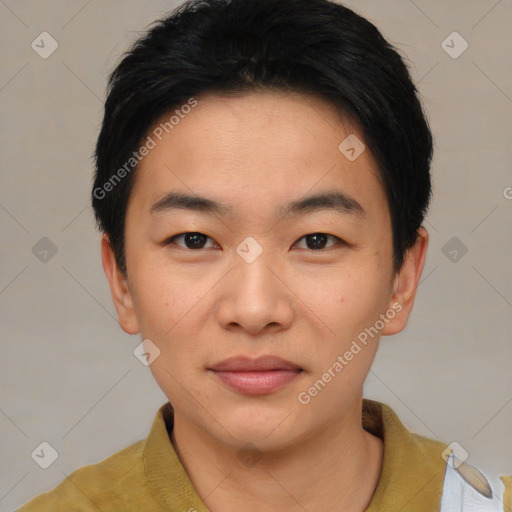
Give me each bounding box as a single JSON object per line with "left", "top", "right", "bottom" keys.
{"left": 17, "top": 0, "right": 510, "bottom": 510}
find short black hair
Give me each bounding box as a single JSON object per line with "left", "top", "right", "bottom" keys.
{"left": 92, "top": 0, "right": 433, "bottom": 276}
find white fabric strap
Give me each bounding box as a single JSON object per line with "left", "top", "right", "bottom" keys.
{"left": 440, "top": 453, "right": 504, "bottom": 512}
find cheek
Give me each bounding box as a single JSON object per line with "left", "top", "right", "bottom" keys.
{"left": 128, "top": 263, "right": 212, "bottom": 370}
{"left": 315, "top": 263, "right": 392, "bottom": 340}
{"left": 128, "top": 261, "right": 183, "bottom": 340}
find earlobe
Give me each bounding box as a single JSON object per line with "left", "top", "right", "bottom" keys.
{"left": 381, "top": 227, "right": 429, "bottom": 336}
{"left": 101, "top": 234, "right": 140, "bottom": 335}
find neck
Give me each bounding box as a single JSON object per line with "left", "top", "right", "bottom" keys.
{"left": 171, "top": 397, "right": 384, "bottom": 512}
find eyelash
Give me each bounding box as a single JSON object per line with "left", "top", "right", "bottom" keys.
{"left": 163, "top": 232, "right": 345, "bottom": 251}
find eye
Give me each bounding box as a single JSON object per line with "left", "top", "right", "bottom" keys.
{"left": 294, "top": 233, "right": 343, "bottom": 251}
{"left": 165, "top": 232, "right": 218, "bottom": 250}
{"left": 164, "top": 232, "right": 344, "bottom": 251}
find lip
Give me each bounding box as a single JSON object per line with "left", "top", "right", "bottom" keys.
{"left": 209, "top": 355, "right": 302, "bottom": 372}
{"left": 208, "top": 356, "right": 303, "bottom": 395}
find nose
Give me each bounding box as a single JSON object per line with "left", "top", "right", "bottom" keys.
{"left": 215, "top": 248, "right": 294, "bottom": 336}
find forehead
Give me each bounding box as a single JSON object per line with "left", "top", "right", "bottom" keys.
{"left": 128, "top": 90, "right": 387, "bottom": 220}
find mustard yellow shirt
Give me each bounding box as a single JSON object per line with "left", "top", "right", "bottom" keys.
{"left": 15, "top": 398, "right": 507, "bottom": 511}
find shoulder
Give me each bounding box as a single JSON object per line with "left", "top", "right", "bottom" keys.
{"left": 440, "top": 452, "right": 511, "bottom": 512}
{"left": 15, "top": 439, "right": 151, "bottom": 512}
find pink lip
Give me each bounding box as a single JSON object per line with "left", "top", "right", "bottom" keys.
{"left": 208, "top": 356, "right": 303, "bottom": 395}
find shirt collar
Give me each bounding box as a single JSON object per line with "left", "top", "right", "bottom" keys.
{"left": 363, "top": 398, "right": 445, "bottom": 511}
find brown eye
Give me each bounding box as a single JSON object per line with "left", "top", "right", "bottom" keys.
{"left": 166, "top": 232, "right": 217, "bottom": 250}
{"left": 295, "top": 233, "right": 342, "bottom": 250}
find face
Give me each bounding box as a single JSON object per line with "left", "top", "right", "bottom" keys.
{"left": 102, "top": 90, "right": 427, "bottom": 451}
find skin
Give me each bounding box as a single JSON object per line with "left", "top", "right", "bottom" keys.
{"left": 101, "top": 90, "right": 429, "bottom": 512}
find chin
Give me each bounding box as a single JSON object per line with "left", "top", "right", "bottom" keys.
{"left": 218, "top": 403, "right": 301, "bottom": 447}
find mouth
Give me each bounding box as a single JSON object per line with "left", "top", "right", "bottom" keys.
{"left": 208, "top": 355, "right": 304, "bottom": 396}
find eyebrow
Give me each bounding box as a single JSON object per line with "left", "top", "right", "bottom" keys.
{"left": 149, "top": 190, "right": 365, "bottom": 218}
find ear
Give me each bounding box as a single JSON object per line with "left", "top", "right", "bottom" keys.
{"left": 381, "top": 227, "right": 429, "bottom": 336}
{"left": 101, "top": 234, "right": 140, "bottom": 335}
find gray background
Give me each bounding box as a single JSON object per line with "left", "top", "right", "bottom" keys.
{"left": 1, "top": 0, "right": 511, "bottom": 509}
